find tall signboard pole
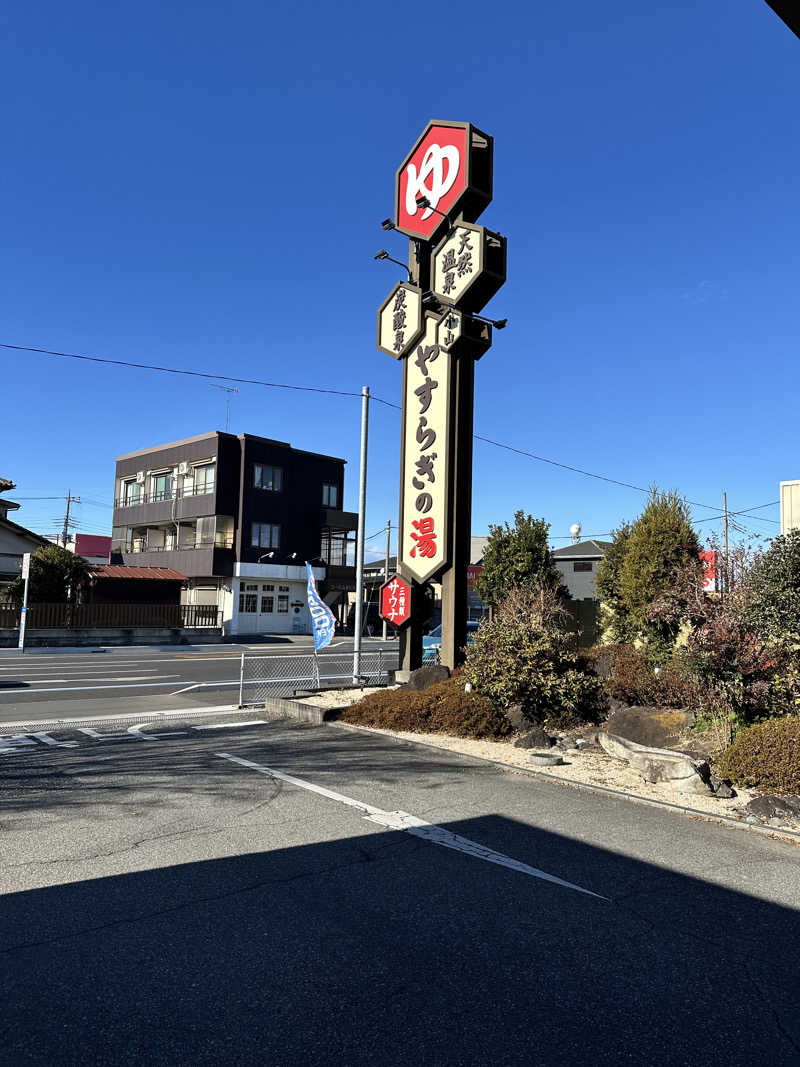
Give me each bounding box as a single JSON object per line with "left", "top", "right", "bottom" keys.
{"left": 377, "top": 120, "right": 506, "bottom": 674}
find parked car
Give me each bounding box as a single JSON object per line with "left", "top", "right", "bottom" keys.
{"left": 422, "top": 621, "right": 480, "bottom": 663}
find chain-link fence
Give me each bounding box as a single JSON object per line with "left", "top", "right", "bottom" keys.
{"left": 239, "top": 650, "right": 399, "bottom": 706}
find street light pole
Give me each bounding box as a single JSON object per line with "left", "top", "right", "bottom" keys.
{"left": 352, "top": 386, "right": 370, "bottom": 683}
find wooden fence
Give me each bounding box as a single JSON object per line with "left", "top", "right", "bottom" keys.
{"left": 0, "top": 603, "right": 220, "bottom": 629}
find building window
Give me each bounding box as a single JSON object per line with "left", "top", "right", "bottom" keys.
{"left": 254, "top": 464, "right": 282, "bottom": 492}
{"left": 573, "top": 561, "right": 593, "bottom": 572}
{"left": 261, "top": 595, "right": 274, "bottom": 613}
{"left": 277, "top": 594, "right": 289, "bottom": 613}
{"left": 239, "top": 583, "right": 258, "bottom": 613}
{"left": 193, "top": 463, "right": 215, "bottom": 495}
{"left": 153, "top": 472, "right": 172, "bottom": 502}
{"left": 251, "top": 522, "right": 280, "bottom": 549}
{"left": 123, "top": 479, "right": 141, "bottom": 506}
{"left": 322, "top": 483, "right": 338, "bottom": 508}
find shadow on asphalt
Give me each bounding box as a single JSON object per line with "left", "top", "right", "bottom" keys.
{"left": 1, "top": 749, "right": 799, "bottom": 1063}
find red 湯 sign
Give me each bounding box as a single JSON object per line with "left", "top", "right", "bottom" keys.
{"left": 379, "top": 575, "right": 412, "bottom": 628}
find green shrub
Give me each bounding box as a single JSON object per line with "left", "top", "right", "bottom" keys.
{"left": 717, "top": 717, "right": 800, "bottom": 792}
{"left": 463, "top": 585, "right": 608, "bottom": 727}
{"left": 592, "top": 644, "right": 659, "bottom": 705}
{"left": 334, "top": 676, "right": 512, "bottom": 740}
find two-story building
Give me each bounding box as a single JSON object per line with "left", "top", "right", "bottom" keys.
{"left": 111, "top": 431, "right": 357, "bottom": 636}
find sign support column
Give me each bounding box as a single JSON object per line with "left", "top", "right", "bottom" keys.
{"left": 439, "top": 349, "right": 475, "bottom": 669}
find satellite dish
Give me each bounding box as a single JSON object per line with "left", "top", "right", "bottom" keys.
{"left": 570, "top": 522, "right": 582, "bottom": 544}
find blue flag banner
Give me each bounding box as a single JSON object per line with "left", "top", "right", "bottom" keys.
{"left": 306, "top": 562, "right": 336, "bottom": 652}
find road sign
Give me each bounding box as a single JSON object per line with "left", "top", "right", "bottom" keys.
{"left": 379, "top": 575, "right": 412, "bottom": 627}
{"left": 377, "top": 281, "right": 424, "bottom": 359}
{"left": 394, "top": 121, "right": 494, "bottom": 242}
{"left": 431, "top": 223, "right": 507, "bottom": 313}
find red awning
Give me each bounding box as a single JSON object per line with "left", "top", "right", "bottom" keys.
{"left": 87, "top": 566, "right": 186, "bottom": 581}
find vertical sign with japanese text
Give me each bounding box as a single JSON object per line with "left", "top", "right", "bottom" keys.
{"left": 399, "top": 315, "right": 451, "bottom": 584}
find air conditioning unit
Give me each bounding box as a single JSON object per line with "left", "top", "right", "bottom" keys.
{"left": 178, "top": 461, "right": 190, "bottom": 475}
{"left": 136, "top": 471, "right": 145, "bottom": 484}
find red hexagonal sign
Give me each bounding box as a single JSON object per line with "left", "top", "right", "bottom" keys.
{"left": 379, "top": 574, "right": 412, "bottom": 628}
{"left": 394, "top": 120, "right": 494, "bottom": 242}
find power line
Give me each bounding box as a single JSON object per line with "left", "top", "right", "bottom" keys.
{"left": 1, "top": 342, "right": 367, "bottom": 402}
{"left": 1, "top": 340, "right": 779, "bottom": 521}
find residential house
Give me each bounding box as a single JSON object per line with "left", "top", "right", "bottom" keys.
{"left": 111, "top": 431, "right": 357, "bottom": 636}
{"left": 551, "top": 539, "right": 611, "bottom": 600}
{"left": 0, "top": 478, "right": 49, "bottom": 597}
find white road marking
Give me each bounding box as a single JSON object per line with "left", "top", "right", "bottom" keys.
{"left": 127, "top": 724, "right": 187, "bottom": 740}
{"left": 79, "top": 727, "right": 144, "bottom": 742}
{"left": 0, "top": 734, "right": 39, "bottom": 755}
{"left": 3, "top": 680, "right": 198, "bottom": 695}
{"left": 216, "top": 754, "right": 608, "bottom": 900}
{"left": 0, "top": 705, "right": 239, "bottom": 730}
{"left": 194, "top": 720, "right": 267, "bottom": 730}
{"left": 29, "top": 731, "right": 78, "bottom": 748}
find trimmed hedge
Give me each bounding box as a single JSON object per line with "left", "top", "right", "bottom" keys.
{"left": 333, "top": 677, "right": 512, "bottom": 740}
{"left": 717, "top": 717, "right": 800, "bottom": 793}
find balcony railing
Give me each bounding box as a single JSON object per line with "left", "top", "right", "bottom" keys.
{"left": 125, "top": 534, "right": 234, "bottom": 553}
{"left": 114, "top": 482, "right": 215, "bottom": 508}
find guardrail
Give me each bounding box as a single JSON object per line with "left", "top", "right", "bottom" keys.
{"left": 239, "top": 650, "right": 399, "bottom": 706}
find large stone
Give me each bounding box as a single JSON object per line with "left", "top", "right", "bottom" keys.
{"left": 405, "top": 665, "right": 450, "bottom": 691}
{"left": 597, "top": 731, "right": 713, "bottom": 796}
{"left": 503, "top": 704, "right": 528, "bottom": 732}
{"left": 745, "top": 796, "right": 800, "bottom": 821}
{"left": 606, "top": 706, "right": 694, "bottom": 750}
{"left": 514, "top": 726, "right": 553, "bottom": 749}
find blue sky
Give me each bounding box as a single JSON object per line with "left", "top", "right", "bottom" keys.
{"left": 2, "top": 0, "right": 797, "bottom": 555}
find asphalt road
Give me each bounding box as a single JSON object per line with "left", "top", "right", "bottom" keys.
{"left": 2, "top": 710, "right": 800, "bottom": 1065}
{"left": 0, "top": 640, "right": 396, "bottom": 723}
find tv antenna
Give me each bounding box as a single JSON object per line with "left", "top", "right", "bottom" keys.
{"left": 210, "top": 384, "right": 239, "bottom": 432}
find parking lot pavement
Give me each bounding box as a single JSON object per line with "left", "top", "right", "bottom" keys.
{"left": 2, "top": 714, "right": 800, "bottom": 1065}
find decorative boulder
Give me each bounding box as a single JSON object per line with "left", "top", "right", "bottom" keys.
{"left": 607, "top": 706, "right": 694, "bottom": 750}
{"left": 405, "top": 665, "right": 450, "bottom": 691}
{"left": 598, "top": 731, "right": 713, "bottom": 796}
{"left": 514, "top": 725, "right": 553, "bottom": 749}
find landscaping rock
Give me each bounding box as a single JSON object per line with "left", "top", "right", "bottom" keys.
{"left": 745, "top": 796, "right": 800, "bottom": 822}
{"left": 405, "top": 665, "right": 450, "bottom": 691}
{"left": 514, "top": 726, "right": 553, "bottom": 750}
{"left": 709, "top": 773, "right": 736, "bottom": 799}
{"left": 606, "top": 705, "right": 694, "bottom": 750}
{"left": 597, "top": 731, "right": 713, "bottom": 796}
{"left": 503, "top": 704, "right": 528, "bottom": 732}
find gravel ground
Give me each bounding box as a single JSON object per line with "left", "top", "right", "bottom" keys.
{"left": 302, "top": 688, "right": 781, "bottom": 824}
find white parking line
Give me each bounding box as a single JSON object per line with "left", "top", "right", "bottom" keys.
{"left": 193, "top": 720, "right": 267, "bottom": 730}
{"left": 216, "top": 754, "right": 608, "bottom": 900}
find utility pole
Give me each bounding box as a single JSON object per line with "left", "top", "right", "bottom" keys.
{"left": 61, "top": 490, "right": 81, "bottom": 548}
{"left": 381, "top": 520, "right": 392, "bottom": 641}
{"left": 723, "top": 490, "right": 729, "bottom": 596}
{"left": 352, "top": 386, "right": 370, "bottom": 683}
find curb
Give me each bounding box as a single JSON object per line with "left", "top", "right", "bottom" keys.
{"left": 325, "top": 720, "right": 800, "bottom": 848}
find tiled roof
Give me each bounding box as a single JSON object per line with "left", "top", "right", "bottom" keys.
{"left": 551, "top": 539, "right": 613, "bottom": 559}
{"left": 87, "top": 565, "right": 186, "bottom": 581}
